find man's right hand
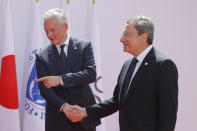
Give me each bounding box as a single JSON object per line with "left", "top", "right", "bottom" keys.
{"left": 62, "top": 103, "right": 87, "bottom": 122}
{"left": 37, "top": 76, "right": 61, "bottom": 88}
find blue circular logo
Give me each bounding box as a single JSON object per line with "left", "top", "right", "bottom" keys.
{"left": 26, "top": 64, "right": 46, "bottom": 109}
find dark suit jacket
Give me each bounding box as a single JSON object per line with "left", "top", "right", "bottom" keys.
{"left": 86, "top": 47, "right": 178, "bottom": 131}
{"left": 36, "top": 37, "right": 101, "bottom": 131}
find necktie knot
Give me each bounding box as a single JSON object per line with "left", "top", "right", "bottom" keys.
{"left": 132, "top": 57, "right": 138, "bottom": 64}
{"left": 60, "top": 44, "right": 66, "bottom": 51}
{"left": 60, "top": 44, "right": 66, "bottom": 56}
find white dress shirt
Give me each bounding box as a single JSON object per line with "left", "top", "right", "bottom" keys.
{"left": 55, "top": 34, "right": 70, "bottom": 56}
{"left": 125, "top": 45, "right": 153, "bottom": 95}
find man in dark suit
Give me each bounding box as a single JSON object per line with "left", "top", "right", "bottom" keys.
{"left": 70, "top": 15, "right": 178, "bottom": 131}
{"left": 36, "top": 8, "right": 100, "bottom": 131}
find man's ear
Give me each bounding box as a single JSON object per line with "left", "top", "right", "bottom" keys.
{"left": 64, "top": 23, "right": 68, "bottom": 31}
{"left": 140, "top": 33, "right": 148, "bottom": 42}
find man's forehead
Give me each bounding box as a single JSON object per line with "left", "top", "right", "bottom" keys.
{"left": 124, "top": 23, "right": 135, "bottom": 31}
{"left": 44, "top": 17, "right": 60, "bottom": 24}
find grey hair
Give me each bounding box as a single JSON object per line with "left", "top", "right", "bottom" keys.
{"left": 43, "top": 8, "right": 67, "bottom": 25}
{"left": 127, "top": 15, "right": 154, "bottom": 44}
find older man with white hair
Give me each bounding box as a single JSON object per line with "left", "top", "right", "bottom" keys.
{"left": 70, "top": 15, "right": 178, "bottom": 131}
{"left": 36, "top": 8, "right": 100, "bottom": 131}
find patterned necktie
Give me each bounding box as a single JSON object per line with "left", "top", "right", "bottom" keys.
{"left": 121, "top": 57, "right": 138, "bottom": 99}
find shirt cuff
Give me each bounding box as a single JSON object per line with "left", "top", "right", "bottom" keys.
{"left": 60, "top": 103, "right": 67, "bottom": 112}
{"left": 84, "top": 108, "right": 87, "bottom": 117}
{"left": 59, "top": 76, "right": 64, "bottom": 86}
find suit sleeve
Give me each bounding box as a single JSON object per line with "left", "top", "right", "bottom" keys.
{"left": 156, "top": 59, "right": 178, "bottom": 131}
{"left": 85, "top": 62, "right": 127, "bottom": 120}
{"left": 36, "top": 54, "right": 65, "bottom": 113}
{"left": 61, "top": 42, "right": 96, "bottom": 87}
{"left": 85, "top": 84, "right": 119, "bottom": 120}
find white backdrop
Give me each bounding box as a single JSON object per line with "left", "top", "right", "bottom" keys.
{"left": 1, "top": 0, "right": 197, "bottom": 130}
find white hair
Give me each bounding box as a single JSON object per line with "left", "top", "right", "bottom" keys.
{"left": 43, "top": 8, "right": 67, "bottom": 24}
{"left": 127, "top": 15, "right": 154, "bottom": 44}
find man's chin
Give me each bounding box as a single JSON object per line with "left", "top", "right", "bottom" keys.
{"left": 123, "top": 48, "right": 129, "bottom": 53}
{"left": 51, "top": 41, "right": 59, "bottom": 45}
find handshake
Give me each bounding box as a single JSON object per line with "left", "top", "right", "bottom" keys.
{"left": 62, "top": 103, "right": 87, "bottom": 122}
{"left": 37, "top": 77, "right": 87, "bottom": 122}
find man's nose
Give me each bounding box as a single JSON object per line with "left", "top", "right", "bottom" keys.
{"left": 47, "top": 31, "right": 53, "bottom": 38}
{"left": 120, "top": 36, "right": 125, "bottom": 43}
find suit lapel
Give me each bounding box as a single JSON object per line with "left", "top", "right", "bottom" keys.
{"left": 49, "top": 44, "right": 62, "bottom": 74}
{"left": 119, "top": 59, "right": 132, "bottom": 89}
{"left": 118, "top": 59, "right": 132, "bottom": 105}
{"left": 49, "top": 37, "right": 78, "bottom": 75}
{"left": 66, "top": 37, "right": 78, "bottom": 73}
{"left": 122, "top": 48, "right": 156, "bottom": 104}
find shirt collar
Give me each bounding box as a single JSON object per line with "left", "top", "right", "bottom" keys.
{"left": 136, "top": 45, "right": 153, "bottom": 62}
{"left": 56, "top": 34, "right": 70, "bottom": 48}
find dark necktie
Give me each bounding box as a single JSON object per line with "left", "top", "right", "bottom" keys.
{"left": 121, "top": 57, "right": 138, "bottom": 99}
{"left": 58, "top": 44, "right": 67, "bottom": 72}
{"left": 60, "top": 44, "right": 66, "bottom": 57}
{"left": 59, "top": 44, "right": 71, "bottom": 103}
